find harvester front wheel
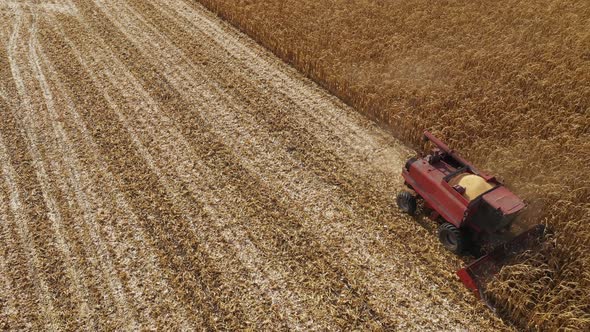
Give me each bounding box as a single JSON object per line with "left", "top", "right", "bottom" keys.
{"left": 396, "top": 191, "right": 417, "bottom": 215}
{"left": 438, "top": 223, "right": 465, "bottom": 254}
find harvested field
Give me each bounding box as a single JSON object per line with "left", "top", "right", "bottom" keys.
{"left": 195, "top": 0, "right": 590, "bottom": 330}
{"left": 0, "top": 0, "right": 512, "bottom": 330}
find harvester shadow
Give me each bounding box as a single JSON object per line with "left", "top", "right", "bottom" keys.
{"left": 413, "top": 200, "right": 484, "bottom": 261}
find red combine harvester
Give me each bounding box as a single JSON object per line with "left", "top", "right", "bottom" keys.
{"left": 398, "top": 131, "right": 545, "bottom": 299}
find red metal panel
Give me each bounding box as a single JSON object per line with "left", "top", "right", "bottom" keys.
{"left": 403, "top": 159, "right": 467, "bottom": 227}
{"left": 456, "top": 268, "right": 480, "bottom": 298}
{"left": 483, "top": 187, "right": 526, "bottom": 215}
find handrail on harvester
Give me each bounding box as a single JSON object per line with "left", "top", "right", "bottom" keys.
{"left": 423, "top": 131, "right": 488, "bottom": 178}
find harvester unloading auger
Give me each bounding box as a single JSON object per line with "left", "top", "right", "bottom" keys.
{"left": 397, "top": 131, "right": 546, "bottom": 300}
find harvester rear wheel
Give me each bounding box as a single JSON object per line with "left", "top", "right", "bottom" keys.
{"left": 396, "top": 191, "right": 417, "bottom": 215}
{"left": 438, "top": 223, "right": 465, "bottom": 254}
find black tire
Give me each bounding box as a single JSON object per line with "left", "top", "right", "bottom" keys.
{"left": 438, "top": 223, "right": 465, "bottom": 254}
{"left": 405, "top": 157, "right": 418, "bottom": 171}
{"left": 396, "top": 191, "right": 417, "bottom": 215}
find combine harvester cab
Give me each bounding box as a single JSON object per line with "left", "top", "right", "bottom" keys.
{"left": 397, "top": 131, "right": 545, "bottom": 300}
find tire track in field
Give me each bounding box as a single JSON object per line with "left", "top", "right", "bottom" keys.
{"left": 27, "top": 10, "right": 159, "bottom": 329}
{"left": 42, "top": 17, "right": 210, "bottom": 329}
{"left": 43, "top": 12, "right": 262, "bottom": 329}
{"left": 34, "top": 10, "right": 161, "bottom": 330}
{"left": 0, "top": 45, "right": 43, "bottom": 331}
{"left": 25, "top": 13, "right": 102, "bottom": 330}
{"left": 38, "top": 16, "right": 225, "bottom": 326}
{"left": 7, "top": 9, "right": 140, "bottom": 330}
{"left": 3, "top": 11, "right": 63, "bottom": 330}
{"left": 33, "top": 26, "right": 193, "bottom": 330}
{"left": 4, "top": 5, "right": 153, "bottom": 330}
